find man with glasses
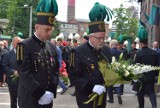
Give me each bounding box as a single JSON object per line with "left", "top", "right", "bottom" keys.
{"left": 69, "top": 2, "right": 113, "bottom": 108}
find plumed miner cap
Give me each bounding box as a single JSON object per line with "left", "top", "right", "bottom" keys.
{"left": 83, "top": 29, "right": 89, "bottom": 40}
{"left": 138, "top": 26, "right": 148, "bottom": 43}
{"left": 88, "top": 2, "right": 113, "bottom": 34}
{"left": 17, "top": 32, "right": 23, "bottom": 38}
{"left": 117, "top": 34, "right": 124, "bottom": 44}
{"left": 36, "top": 0, "right": 58, "bottom": 26}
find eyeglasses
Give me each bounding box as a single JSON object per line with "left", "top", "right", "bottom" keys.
{"left": 92, "top": 36, "right": 105, "bottom": 40}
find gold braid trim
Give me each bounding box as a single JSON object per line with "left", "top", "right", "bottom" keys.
{"left": 20, "top": 45, "right": 23, "bottom": 60}
{"left": 16, "top": 45, "right": 20, "bottom": 60}
{"left": 70, "top": 52, "right": 75, "bottom": 67}
{"left": 37, "top": 12, "right": 55, "bottom": 16}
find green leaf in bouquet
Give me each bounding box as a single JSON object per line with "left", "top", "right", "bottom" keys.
{"left": 104, "top": 68, "right": 120, "bottom": 86}
{"left": 119, "top": 53, "right": 123, "bottom": 62}
{"left": 98, "top": 60, "right": 120, "bottom": 86}
{"left": 83, "top": 93, "right": 98, "bottom": 104}
{"left": 10, "top": 74, "right": 19, "bottom": 82}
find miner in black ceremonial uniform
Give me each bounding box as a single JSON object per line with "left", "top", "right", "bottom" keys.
{"left": 133, "top": 26, "right": 159, "bottom": 108}
{"left": 16, "top": 0, "right": 59, "bottom": 108}
{"left": 69, "top": 2, "right": 113, "bottom": 108}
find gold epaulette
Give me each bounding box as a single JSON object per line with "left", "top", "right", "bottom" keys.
{"left": 16, "top": 43, "right": 23, "bottom": 65}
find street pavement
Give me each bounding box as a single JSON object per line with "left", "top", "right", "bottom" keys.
{"left": 0, "top": 84, "right": 160, "bottom": 108}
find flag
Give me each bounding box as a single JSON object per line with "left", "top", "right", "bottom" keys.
{"left": 149, "top": 5, "right": 160, "bottom": 26}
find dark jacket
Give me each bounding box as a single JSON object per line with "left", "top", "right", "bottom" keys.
{"left": 129, "top": 48, "right": 138, "bottom": 61}
{"left": 69, "top": 42, "right": 111, "bottom": 108}
{"left": 2, "top": 49, "right": 19, "bottom": 85}
{"left": 119, "top": 48, "right": 128, "bottom": 60}
{"left": 135, "top": 46, "right": 159, "bottom": 81}
{"left": 17, "top": 35, "right": 59, "bottom": 108}
{"left": 110, "top": 47, "right": 122, "bottom": 60}
{"left": 0, "top": 48, "right": 9, "bottom": 82}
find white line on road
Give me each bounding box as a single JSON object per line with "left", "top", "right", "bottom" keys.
{"left": 0, "top": 92, "right": 9, "bottom": 95}
{"left": 0, "top": 103, "right": 9, "bottom": 105}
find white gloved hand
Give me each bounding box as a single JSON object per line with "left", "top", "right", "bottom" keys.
{"left": 38, "top": 91, "right": 54, "bottom": 105}
{"left": 92, "top": 85, "right": 106, "bottom": 95}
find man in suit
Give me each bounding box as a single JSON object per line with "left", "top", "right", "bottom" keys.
{"left": 134, "top": 26, "right": 159, "bottom": 108}
{"left": 16, "top": 0, "right": 59, "bottom": 108}
{"left": 2, "top": 37, "right": 22, "bottom": 108}
{"left": 69, "top": 2, "right": 113, "bottom": 108}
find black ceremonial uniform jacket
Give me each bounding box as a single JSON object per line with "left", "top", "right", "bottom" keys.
{"left": 135, "top": 46, "right": 159, "bottom": 81}
{"left": 17, "top": 35, "right": 59, "bottom": 108}
{"left": 69, "top": 42, "right": 111, "bottom": 108}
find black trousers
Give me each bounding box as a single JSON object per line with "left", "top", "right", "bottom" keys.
{"left": 8, "top": 84, "right": 18, "bottom": 108}
{"left": 107, "top": 86, "right": 114, "bottom": 102}
{"left": 137, "top": 80, "right": 157, "bottom": 108}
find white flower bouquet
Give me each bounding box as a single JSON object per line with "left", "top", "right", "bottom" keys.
{"left": 99, "top": 53, "right": 160, "bottom": 86}
{"left": 84, "top": 53, "right": 160, "bottom": 105}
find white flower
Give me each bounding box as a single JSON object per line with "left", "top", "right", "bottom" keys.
{"left": 122, "top": 65, "right": 126, "bottom": 68}
{"left": 111, "top": 56, "right": 116, "bottom": 65}
{"left": 124, "top": 70, "right": 130, "bottom": 77}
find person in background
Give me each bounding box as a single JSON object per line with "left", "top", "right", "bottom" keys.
{"left": 50, "top": 38, "right": 68, "bottom": 94}
{"left": 64, "top": 38, "right": 72, "bottom": 87}
{"left": 2, "top": 37, "right": 22, "bottom": 108}
{"left": 107, "top": 39, "right": 123, "bottom": 104}
{"left": 133, "top": 26, "right": 159, "bottom": 108}
{"left": 69, "top": 2, "right": 113, "bottom": 108}
{"left": 3, "top": 40, "right": 10, "bottom": 51}
{"left": 117, "top": 35, "right": 128, "bottom": 98}
{"left": 117, "top": 37, "right": 128, "bottom": 60}
{"left": 153, "top": 41, "right": 160, "bottom": 66}
{"left": 69, "top": 38, "right": 79, "bottom": 96}
{"left": 16, "top": 0, "right": 59, "bottom": 108}
{"left": 72, "top": 38, "right": 78, "bottom": 48}
{"left": 129, "top": 42, "right": 138, "bottom": 63}
{"left": 0, "top": 41, "right": 9, "bottom": 87}
{"left": 81, "top": 29, "right": 89, "bottom": 44}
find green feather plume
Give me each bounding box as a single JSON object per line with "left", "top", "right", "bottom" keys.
{"left": 117, "top": 34, "right": 124, "bottom": 43}
{"left": 45, "top": 0, "right": 51, "bottom": 12}
{"left": 36, "top": 0, "right": 46, "bottom": 12}
{"left": 89, "top": 2, "right": 113, "bottom": 22}
{"left": 138, "top": 26, "right": 148, "bottom": 40}
{"left": 36, "top": 0, "right": 58, "bottom": 16}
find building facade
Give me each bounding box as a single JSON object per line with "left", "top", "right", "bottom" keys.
{"left": 138, "top": 0, "right": 160, "bottom": 46}
{"left": 58, "top": 0, "right": 110, "bottom": 40}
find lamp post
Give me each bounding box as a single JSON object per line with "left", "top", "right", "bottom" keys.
{"left": 24, "top": 5, "right": 32, "bottom": 37}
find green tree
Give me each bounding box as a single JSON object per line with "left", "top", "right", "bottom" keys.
{"left": 2, "top": 0, "right": 60, "bottom": 39}
{"left": 50, "top": 21, "right": 60, "bottom": 39}
{"left": 6, "top": 0, "right": 39, "bottom": 38}
{"left": 113, "top": 4, "right": 138, "bottom": 39}
{"left": 0, "top": 0, "right": 11, "bottom": 18}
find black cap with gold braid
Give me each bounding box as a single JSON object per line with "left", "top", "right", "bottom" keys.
{"left": 36, "top": 0, "right": 58, "bottom": 26}
{"left": 88, "top": 2, "right": 113, "bottom": 34}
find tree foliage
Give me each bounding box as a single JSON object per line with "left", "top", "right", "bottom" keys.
{"left": 113, "top": 4, "right": 138, "bottom": 40}
{"left": 0, "top": 0, "right": 60, "bottom": 39}
{"left": 0, "top": 0, "right": 11, "bottom": 18}
{"left": 50, "top": 21, "right": 60, "bottom": 39}
{"left": 5, "top": 0, "right": 39, "bottom": 38}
